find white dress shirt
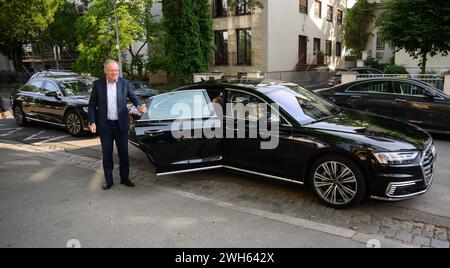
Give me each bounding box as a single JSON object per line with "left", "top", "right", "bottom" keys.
{"left": 107, "top": 80, "right": 118, "bottom": 120}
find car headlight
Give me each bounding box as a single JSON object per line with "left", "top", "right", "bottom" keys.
{"left": 83, "top": 107, "right": 89, "bottom": 113}
{"left": 373, "top": 151, "right": 419, "bottom": 165}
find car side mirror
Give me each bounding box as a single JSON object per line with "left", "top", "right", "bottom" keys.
{"left": 45, "top": 91, "right": 59, "bottom": 98}
{"left": 424, "top": 90, "right": 437, "bottom": 100}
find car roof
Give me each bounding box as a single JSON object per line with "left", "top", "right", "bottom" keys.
{"left": 37, "top": 75, "right": 95, "bottom": 82}
{"left": 346, "top": 77, "right": 428, "bottom": 83}
{"left": 330, "top": 77, "right": 440, "bottom": 90}
{"left": 189, "top": 78, "right": 291, "bottom": 88}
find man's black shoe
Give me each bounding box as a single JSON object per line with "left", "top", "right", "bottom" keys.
{"left": 120, "top": 180, "right": 135, "bottom": 187}
{"left": 103, "top": 183, "right": 112, "bottom": 190}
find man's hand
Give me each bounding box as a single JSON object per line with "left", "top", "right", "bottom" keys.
{"left": 1, "top": 112, "right": 8, "bottom": 120}
{"left": 89, "top": 123, "right": 97, "bottom": 133}
{"left": 137, "top": 105, "right": 147, "bottom": 115}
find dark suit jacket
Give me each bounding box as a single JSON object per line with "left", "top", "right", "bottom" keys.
{"left": 0, "top": 96, "right": 9, "bottom": 112}
{"left": 88, "top": 77, "right": 141, "bottom": 133}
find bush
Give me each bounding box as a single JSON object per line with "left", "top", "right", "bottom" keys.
{"left": 384, "top": 65, "right": 408, "bottom": 74}
{"left": 364, "top": 56, "right": 379, "bottom": 68}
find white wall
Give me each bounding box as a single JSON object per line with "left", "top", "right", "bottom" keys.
{"left": 364, "top": 9, "right": 394, "bottom": 65}
{"left": 395, "top": 49, "right": 450, "bottom": 74}
{"left": 365, "top": 27, "right": 394, "bottom": 65}
{"left": 266, "top": 0, "right": 346, "bottom": 72}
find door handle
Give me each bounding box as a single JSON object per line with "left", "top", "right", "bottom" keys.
{"left": 394, "top": 99, "right": 407, "bottom": 103}
{"left": 350, "top": 95, "right": 361, "bottom": 99}
{"left": 144, "top": 129, "right": 164, "bottom": 137}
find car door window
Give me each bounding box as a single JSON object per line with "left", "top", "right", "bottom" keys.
{"left": 228, "top": 92, "right": 267, "bottom": 121}
{"left": 204, "top": 89, "right": 224, "bottom": 117}
{"left": 22, "top": 80, "right": 43, "bottom": 93}
{"left": 227, "top": 91, "right": 284, "bottom": 123}
{"left": 394, "top": 82, "right": 425, "bottom": 97}
{"left": 144, "top": 90, "right": 214, "bottom": 121}
{"left": 346, "top": 81, "right": 390, "bottom": 94}
{"left": 42, "top": 81, "right": 59, "bottom": 94}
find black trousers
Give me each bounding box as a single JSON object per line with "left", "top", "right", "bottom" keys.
{"left": 99, "top": 120, "right": 129, "bottom": 185}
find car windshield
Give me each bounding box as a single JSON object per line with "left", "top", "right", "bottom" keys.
{"left": 257, "top": 82, "right": 342, "bottom": 125}
{"left": 60, "top": 78, "right": 93, "bottom": 96}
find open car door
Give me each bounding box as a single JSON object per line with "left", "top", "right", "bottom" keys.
{"left": 129, "top": 88, "right": 224, "bottom": 175}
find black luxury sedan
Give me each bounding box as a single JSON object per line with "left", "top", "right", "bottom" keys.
{"left": 128, "top": 79, "right": 436, "bottom": 208}
{"left": 11, "top": 76, "right": 94, "bottom": 136}
{"left": 327, "top": 67, "right": 383, "bottom": 87}
{"left": 318, "top": 77, "right": 450, "bottom": 134}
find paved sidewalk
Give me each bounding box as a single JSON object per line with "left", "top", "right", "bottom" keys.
{"left": 0, "top": 142, "right": 411, "bottom": 248}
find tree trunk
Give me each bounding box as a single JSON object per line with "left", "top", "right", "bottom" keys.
{"left": 8, "top": 44, "right": 24, "bottom": 73}
{"left": 421, "top": 52, "right": 427, "bottom": 74}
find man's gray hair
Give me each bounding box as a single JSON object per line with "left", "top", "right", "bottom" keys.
{"left": 104, "top": 59, "right": 119, "bottom": 69}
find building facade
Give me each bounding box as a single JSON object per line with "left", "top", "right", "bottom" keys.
{"left": 362, "top": 9, "right": 393, "bottom": 66}
{"left": 362, "top": 1, "right": 450, "bottom": 74}
{"left": 210, "top": 0, "right": 347, "bottom": 76}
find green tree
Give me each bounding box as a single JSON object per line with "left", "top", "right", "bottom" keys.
{"left": 343, "top": 0, "right": 377, "bottom": 59}
{"left": 43, "top": 1, "right": 79, "bottom": 48}
{"left": 377, "top": 0, "right": 450, "bottom": 74}
{"left": 162, "top": 0, "right": 213, "bottom": 84}
{"left": 125, "top": 0, "right": 163, "bottom": 79}
{"left": 37, "top": 1, "right": 81, "bottom": 63}
{"left": 74, "top": 0, "right": 145, "bottom": 77}
{"left": 0, "top": 0, "right": 63, "bottom": 72}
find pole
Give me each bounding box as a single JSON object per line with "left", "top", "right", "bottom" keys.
{"left": 113, "top": 0, "right": 123, "bottom": 78}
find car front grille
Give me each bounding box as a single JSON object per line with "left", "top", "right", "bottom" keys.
{"left": 421, "top": 144, "right": 436, "bottom": 186}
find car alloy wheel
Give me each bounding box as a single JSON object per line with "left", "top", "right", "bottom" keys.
{"left": 65, "top": 111, "right": 83, "bottom": 136}
{"left": 309, "top": 155, "right": 366, "bottom": 208}
{"left": 14, "top": 105, "right": 27, "bottom": 126}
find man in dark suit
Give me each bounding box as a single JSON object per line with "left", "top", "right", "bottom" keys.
{"left": 88, "top": 60, "right": 147, "bottom": 190}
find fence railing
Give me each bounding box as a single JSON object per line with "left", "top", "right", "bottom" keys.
{"left": 356, "top": 74, "right": 445, "bottom": 90}
{"left": 265, "top": 70, "right": 332, "bottom": 89}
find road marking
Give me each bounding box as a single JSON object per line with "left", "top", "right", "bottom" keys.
{"left": 23, "top": 131, "right": 47, "bottom": 141}
{"left": 0, "top": 128, "right": 18, "bottom": 132}
{"left": 0, "top": 128, "right": 23, "bottom": 137}
{"left": 32, "top": 135, "right": 71, "bottom": 145}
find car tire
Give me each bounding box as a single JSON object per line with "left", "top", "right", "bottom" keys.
{"left": 65, "top": 111, "right": 86, "bottom": 137}
{"left": 13, "top": 104, "right": 28, "bottom": 127}
{"left": 308, "top": 154, "right": 366, "bottom": 208}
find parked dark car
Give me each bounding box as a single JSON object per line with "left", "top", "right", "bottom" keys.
{"left": 130, "top": 81, "right": 159, "bottom": 103}
{"left": 128, "top": 79, "right": 436, "bottom": 208}
{"left": 328, "top": 67, "right": 383, "bottom": 87}
{"left": 10, "top": 76, "right": 94, "bottom": 136}
{"left": 28, "top": 70, "right": 78, "bottom": 81}
{"left": 319, "top": 77, "right": 450, "bottom": 134}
